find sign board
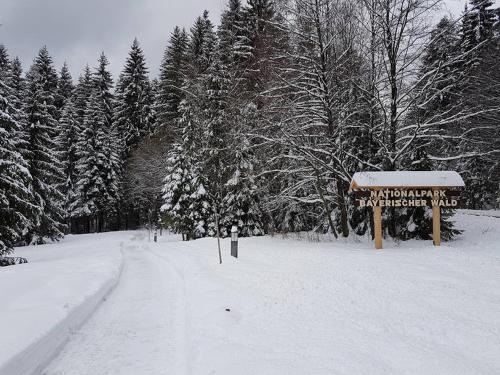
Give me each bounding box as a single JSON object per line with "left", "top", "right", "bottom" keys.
{"left": 349, "top": 171, "right": 465, "bottom": 249}
{"left": 354, "top": 189, "right": 461, "bottom": 208}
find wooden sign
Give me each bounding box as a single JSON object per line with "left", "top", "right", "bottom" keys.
{"left": 354, "top": 189, "right": 461, "bottom": 208}
{"left": 349, "top": 171, "right": 465, "bottom": 250}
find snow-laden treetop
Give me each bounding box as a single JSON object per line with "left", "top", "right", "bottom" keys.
{"left": 350, "top": 171, "right": 465, "bottom": 190}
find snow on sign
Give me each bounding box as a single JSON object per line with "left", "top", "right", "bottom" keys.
{"left": 350, "top": 171, "right": 465, "bottom": 189}
{"left": 349, "top": 171, "right": 465, "bottom": 249}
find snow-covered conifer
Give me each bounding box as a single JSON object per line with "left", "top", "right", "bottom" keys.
{"left": 188, "top": 11, "right": 217, "bottom": 76}
{"left": 58, "top": 98, "right": 80, "bottom": 223}
{"left": 0, "top": 46, "right": 37, "bottom": 254}
{"left": 73, "top": 65, "right": 93, "bottom": 128}
{"left": 23, "top": 47, "right": 65, "bottom": 243}
{"left": 115, "top": 39, "right": 155, "bottom": 155}
{"left": 222, "top": 134, "right": 264, "bottom": 237}
{"left": 55, "top": 62, "right": 74, "bottom": 114}
{"left": 218, "top": 0, "right": 252, "bottom": 71}
{"left": 157, "top": 26, "right": 189, "bottom": 134}
{"left": 74, "top": 89, "right": 111, "bottom": 230}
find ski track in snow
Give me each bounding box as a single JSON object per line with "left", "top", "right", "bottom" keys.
{"left": 42, "top": 232, "right": 189, "bottom": 375}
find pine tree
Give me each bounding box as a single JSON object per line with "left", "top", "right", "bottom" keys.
{"left": 92, "top": 52, "right": 121, "bottom": 225}
{"left": 0, "top": 46, "right": 37, "bottom": 254}
{"left": 222, "top": 133, "right": 264, "bottom": 236}
{"left": 160, "top": 14, "right": 219, "bottom": 238}
{"left": 460, "top": 0, "right": 496, "bottom": 59}
{"left": 0, "top": 46, "right": 11, "bottom": 76}
{"left": 157, "top": 26, "right": 189, "bottom": 135}
{"left": 115, "top": 39, "right": 155, "bottom": 155}
{"left": 162, "top": 102, "right": 208, "bottom": 239}
{"left": 10, "top": 57, "right": 25, "bottom": 110}
{"left": 74, "top": 90, "right": 111, "bottom": 230}
{"left": 58, "top": 98, "right": 80, "bottom": 223}
{"left": 471, "top": 0, "right": 496, "bottom": 41}
{"left": 240, "top": 0, "right": 279, "bottom": 97}
{"left": 218, "top": 0, "right": 252, "bottom": 70}
{"left": 93, "top": 53, "right": 114, "bottom": 128}
{"left": 55, "top": 62, "right": 74, "bottom": 114}
{"left": 8, "top": 57, "right": 30, "bottom": 155}
{"left": 421, "top": 17, "right": 461, "bottom": 110}
{"left": 188, "top": 11, "right": 217, "bottom": 76}
{"left": 73, "top": 65, "right": 93, "bottom": 127}
{"left": 198, "top": 56, "right": 232, "bottom": 236}
{"left": 23, "top": 47, "right": 65, "bottom": 243}
{"left": 162, "top": 145, "right": 196, "bottom": 237}
{"left": 455, "top": 0, "right": 499, "bottom": 209}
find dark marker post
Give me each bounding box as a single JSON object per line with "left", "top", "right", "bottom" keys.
{"left": 231, "top": 226, "right": 238, "bottom": 258}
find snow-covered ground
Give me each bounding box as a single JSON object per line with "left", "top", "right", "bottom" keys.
{"left": 0, "top": 232, "right": 128, "bottom": 375}
{"left": 459, "top": 208, "right": 500, "bottom": 218}
{"left": 1, "top": 212, "right": 499, "bottom": 375}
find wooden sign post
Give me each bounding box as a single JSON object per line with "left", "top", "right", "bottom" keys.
{"left": 374, "top": 205, "right": 383, "bottom": 250}
{"left": 349, "top": 171, "right": 465, "bottom": 250}
{"left": 432, "top": 187, "right": 441, "bottom": 246}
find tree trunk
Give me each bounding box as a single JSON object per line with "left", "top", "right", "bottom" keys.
{"left": 314, "top": 171, "right": 338, "bottom": 238}
{"left": 336, "top": 179, "right": 349, "bottom": 238}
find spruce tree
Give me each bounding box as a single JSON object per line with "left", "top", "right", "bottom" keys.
{"left": 55, "top": 62, "right": 74, "bottom": 114}
{"left": 0, "top": 46, "right": 11, "bottom": 76}
{"left": 23, "top": 47, "right": 65, "bottom": 243}
{"left": 157, "top": 26, "right": 189, "bottom": 135}
{"left": 421, "top": 17, "right": 461, "bottom": 110}
{"left": 58, "top": 98, "right": 80, "bottom": 224}
{"left": 162, "top": 95, "right": 209, "bottom": 239}
{"left": 218, "top": 0, "right": 252, "bottom": 70}
{"left": 0, "top": 46, "right": 37, "bottom": 254}
{"left": 460, "top": 1, "right": 496, "bottom": 59}
{"left": 115, "top": 39, "right": 155, "bottom": 155}
{"left": 188, "top": 11, "right": 217, "bottom": 76}
{"left": 471, "top": 0, "right": 496, "bottom": 41}
{"left": 222, "top": 134, "right": 264, "bottom": 237}
{"left": 93, "top": 52, "right": 121, "bottom": 225}
{"left": 199, "top": 56, "right": 233, "bottom": 237}
{"left": 74, "top": 65, "right": 93, "bottom": 125}
{"left": 8, "top": 56, "right": 30, "bottom": 155}
{"left": 162, "top": 145, "right": 196, "bottom": 237}
{"left": 456, "top": 0, "right": 499, "bottom": 208}
{"left": 241, "top": 0, "right": 278, "bottom": 96}
{"left": 93, "top": 53, "right": 114, "bottom": 128}
{"left": 10, "top": 57, "right": 25, "bottom": 111}
{"left": 74, "top": 90, "right": 111, "bottom": 230}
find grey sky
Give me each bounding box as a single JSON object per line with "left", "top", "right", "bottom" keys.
{"left": 1, "top": 0, "right": 225, "bottom": 80}
{"left": 0, "top": 0, "right": 497, "bottom": 81}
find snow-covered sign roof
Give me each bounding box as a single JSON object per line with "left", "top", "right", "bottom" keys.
{"left": 350, "top": 171, "right": 465, "bottom": 190}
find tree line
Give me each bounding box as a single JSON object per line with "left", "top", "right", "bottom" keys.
{"left": 1, "top": 0, "right": 499, "bottom": 255}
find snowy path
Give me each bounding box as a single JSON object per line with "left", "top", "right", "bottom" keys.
{"left": 43, "top": 232, "right": 188, "bottom": 375}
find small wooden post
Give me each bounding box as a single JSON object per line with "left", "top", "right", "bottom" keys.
{"left": 432, "top": 188, "right": 441, "bottom": 246}
{"left": 374, "top": 205, "right": 383, "bottom": 249}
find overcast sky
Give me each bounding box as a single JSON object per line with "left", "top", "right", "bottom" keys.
{"left": 0, "top": 0, "right": 497, "bottom": 81}
{"left": 0, "top": 0, "right": 225, "bottom": 80}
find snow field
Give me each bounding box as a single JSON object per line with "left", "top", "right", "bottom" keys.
{"left": 1, "top": 212, "right": 500, "bottom": 375}
{"left": 156, "top": 213, "right": 500, "bottom": 375}
{"left": 46, "top": 212, "right": 500, "bottom": 375}
{"left": 0, "top": 232, "right": 128, "bottom": 375}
